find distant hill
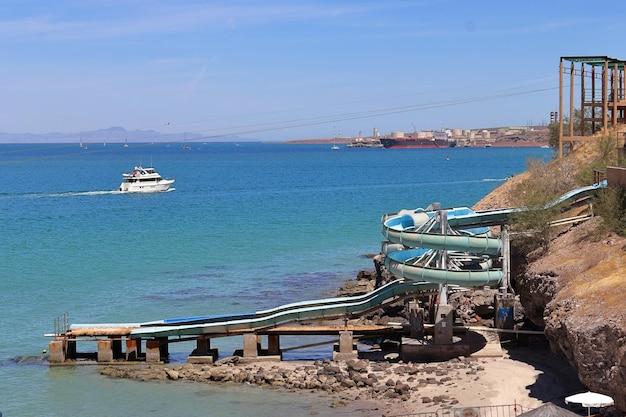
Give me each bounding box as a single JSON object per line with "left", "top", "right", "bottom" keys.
{"left": 0, "top": 127, "right": 253, "bottom": 144}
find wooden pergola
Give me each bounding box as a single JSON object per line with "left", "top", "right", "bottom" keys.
{"left": 559, "top": 56, "right": 626, "bottom": 158}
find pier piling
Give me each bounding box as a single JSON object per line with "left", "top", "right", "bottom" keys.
{"left": 188, "top": 336, "right": 218, "bottom": 364}
{"left": 242, "top": 334, "right": 259, "bottom": 358}
{"left": 267, "top": 335, "right": 281, "bottom": 356}
{"left": 97, "top": 339, "right": 113, "bottom": 362}
{"left": 125, "top": 338, "right": 141, "bottom": 361}
{"left": 48, "top": 339, "right": 66, "bottom": 363}
{"left": 333, "top": 331, "right": 357, "bottom": 361}
{"left": 145, "top": 338, "right": 168, "bottom": 363}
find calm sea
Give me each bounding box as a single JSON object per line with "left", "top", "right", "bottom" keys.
{"left": 0, "top": 143, "right": 551, "bottom": 416}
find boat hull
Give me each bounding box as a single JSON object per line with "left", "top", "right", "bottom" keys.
{"left": 119, "top": 179, "right": 175, "bottom": 193}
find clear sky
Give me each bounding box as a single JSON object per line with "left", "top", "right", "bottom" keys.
{"left": 1, "top": 0, "right": 625, "bottom": 140}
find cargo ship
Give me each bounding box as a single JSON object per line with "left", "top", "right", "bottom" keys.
{"left": 380, "top": 131, "right": 456, "bottom": 149}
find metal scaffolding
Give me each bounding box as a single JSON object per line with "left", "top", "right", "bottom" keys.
{"left": 559, "top": 55, "right": 626, "bottom": 158}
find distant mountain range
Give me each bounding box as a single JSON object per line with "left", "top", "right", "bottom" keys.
{"left": 0, "top": 126, "right": 252, "bottom": 143}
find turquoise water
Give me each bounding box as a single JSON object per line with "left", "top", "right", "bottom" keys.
{"left": 0, "top": 143, "right": 551, "bottom": 416}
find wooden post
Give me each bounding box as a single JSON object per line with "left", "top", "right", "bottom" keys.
{"left": 592, "top": 65, "right": 596, "bottom": 134}
{"left": 559, "top": 58, "right": 564, "bottom": 158}
{"left": 603, "top": 59, "right": 609, "bottom": 131}
{"left": 569, "top": 62, "right": 575, "bottom": 137}
{"left": 613, "top": 64, "right": 618, "bottom": 127}
{"left": 580, "top": 64, "right": 585, "bottom": 135}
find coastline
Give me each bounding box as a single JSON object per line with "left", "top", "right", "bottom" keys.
{"left": 98, "top": 262, "right": 585, "bottom": 416}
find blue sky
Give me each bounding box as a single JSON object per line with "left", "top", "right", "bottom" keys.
{"left": 1, "top": 0, "right": 625, "bottom": 140}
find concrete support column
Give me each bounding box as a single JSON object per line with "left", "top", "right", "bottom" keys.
{"left": 157, "top": 337, "right": 169, "bottom": 361}
{"left": 97, "top": 339, "right": 113, "bottom": 362}
{"left": 333, "top": 330, "right": 357, "bottom": 361}
{"left": 434, "top": 304, "right": 454, "bottom": 345}
{"left": 194, "top": 336, "right": 209, "bottom": 356}
{"left": 407, "top": 301, "right": 424, "bottom": 339}
{"left": 267, "top": 334, "right": 281, "bottom": 356}
{"left": 339, "top": 331, "right": 353, "bottom": 354}
{"left": 65, "top": 338, "right": 77, "bottom": 360}
{"left": 48, "top": 339, "right": 66, "bottom": 363}
{"left": 110, "top": 337, "right": 123, "bottom": 360}
{"left": 242, "top": 334, "right": 259, "bottom": 358}
{"left": 146, "top": 339, "right": 161, "bottom": 363}
{"left": 126, "top": 338, "right": 141, "bottom": 361}
{"left": 188, "top": 336, "right": 218, "bottom": 364}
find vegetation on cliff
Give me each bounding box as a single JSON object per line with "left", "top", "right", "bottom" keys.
{"left": 508, "top": 132, "right": 626, "bottom": 246}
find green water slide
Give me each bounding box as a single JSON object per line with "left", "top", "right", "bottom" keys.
{"left": 128, "top": 279, "right": 438, "bottom": 338}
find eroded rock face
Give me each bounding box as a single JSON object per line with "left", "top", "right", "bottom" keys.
{"left": 515, "top": 271, "right": 557, "bottom": 327}
{"left": 513, "top": 219, "right": 626, "bottom": 411}
{"left": 545, "top": 301, "right": 626, "bottom": 411}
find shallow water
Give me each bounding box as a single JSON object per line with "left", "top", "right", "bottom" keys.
{"left": 0, "top": 143, "right": 551, "bottom": 416}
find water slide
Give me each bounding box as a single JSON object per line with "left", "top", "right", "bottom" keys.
{"left": 71, "top": 279, "right": 438, "bottom": 338}
{"left": 380, "top": 181, "right": 606, "bottom": 284}
{"left": 70, "top": 182, "right": 606, "bottom": 339}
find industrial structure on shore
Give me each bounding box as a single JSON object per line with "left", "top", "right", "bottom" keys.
{"left": 558, "top": 55, "right": 626, "bottom": 161}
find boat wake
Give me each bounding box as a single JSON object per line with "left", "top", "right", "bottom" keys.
{"left": 0, "top": 188, "right": 176, "bottom": 199}
{"left": 480, "top": 178, "right": 508, "bottom": 182}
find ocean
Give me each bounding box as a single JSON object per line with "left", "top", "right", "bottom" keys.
{"left": 0, "top": 143, "right": 551, "bottom": 416}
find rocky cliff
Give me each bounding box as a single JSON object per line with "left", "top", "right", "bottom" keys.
{"left": 475, "top": 167, "right": 626, "bottom": 410}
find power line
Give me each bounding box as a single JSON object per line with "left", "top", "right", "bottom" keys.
{"left": 185, "top": 86, "right": 557, "bottom": 141}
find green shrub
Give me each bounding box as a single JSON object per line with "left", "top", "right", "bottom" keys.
{"left": 594, "top": 187, "right": 626, "bottom": 236}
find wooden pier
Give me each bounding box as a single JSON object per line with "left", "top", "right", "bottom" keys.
{"left": 47, "top": 322, "right": 406, "bottom": 365}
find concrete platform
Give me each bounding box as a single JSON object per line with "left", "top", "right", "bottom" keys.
{"left": 400, "top": 336, "right": 470, "bottom": 362}
{"left": 187, "top": 348, "right": 219, "bottom": 364}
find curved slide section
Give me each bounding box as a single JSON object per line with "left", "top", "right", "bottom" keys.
{"left": 383, "top": 229, "right": 501, "bottom": 256}
{"left": 385, "top": 250, "right": 503, "bottom": 286}
{"left": 129, "top": 280, "right": 438, "bottom": 338}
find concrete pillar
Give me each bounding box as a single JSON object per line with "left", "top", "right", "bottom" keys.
{"left": 110, "top": 337, "right": 123, "bottom": 360}
{"left": 65, "top": 338, "right": 77, "bottom": 360}
{"left": 242, "top": 334, "right": 259, "bottom": 358}
{"left": 146, "top": 339, "right": 161, "bottom": 363}
{"left": 434, "top": 304, "right": 454, "bottom": 345}
{"left": 48, "top": 339, "right": 66, "bottom": 363}
{"left": 407, "top": 301, "right": 424, "bottom": 339}
{"left": 194, "top": 337, "right": 209, "bottom": 356}
{"left": 126, "top": 338, "right": 141, "bottom": 361}
{"left": 188, "top": 336, "right": 218, "bottom": 364}
{"left": 267, "top": 334, "right": 281, "bottom": 356}
{"left": 339, "top": 331, "right": 353, "bottom": 354}
{"left": 97, "top": 339, "right": 113, "bottom": 362}
{"left": 157, "top": 337, "right": 169, "bottom": 361}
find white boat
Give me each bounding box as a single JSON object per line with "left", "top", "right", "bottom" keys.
{"left": 119, "top": 166, "right": 175, "bottom": 193}
{"left": 331, "top": 144, "right": 340, "bottom": 150}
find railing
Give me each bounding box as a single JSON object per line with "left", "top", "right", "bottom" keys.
{"left": 389, "top": 403, "right": 528, "bottom": 417}
{"left": 53, "top": 312, "right": 69, "bottom": 336}
{"left": 593, "top": 168, "right": 607, "bottom": 184}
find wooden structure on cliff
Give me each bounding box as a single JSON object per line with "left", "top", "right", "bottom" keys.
{"left": 559, "top": 56, "right": 626, "bottom": 158}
